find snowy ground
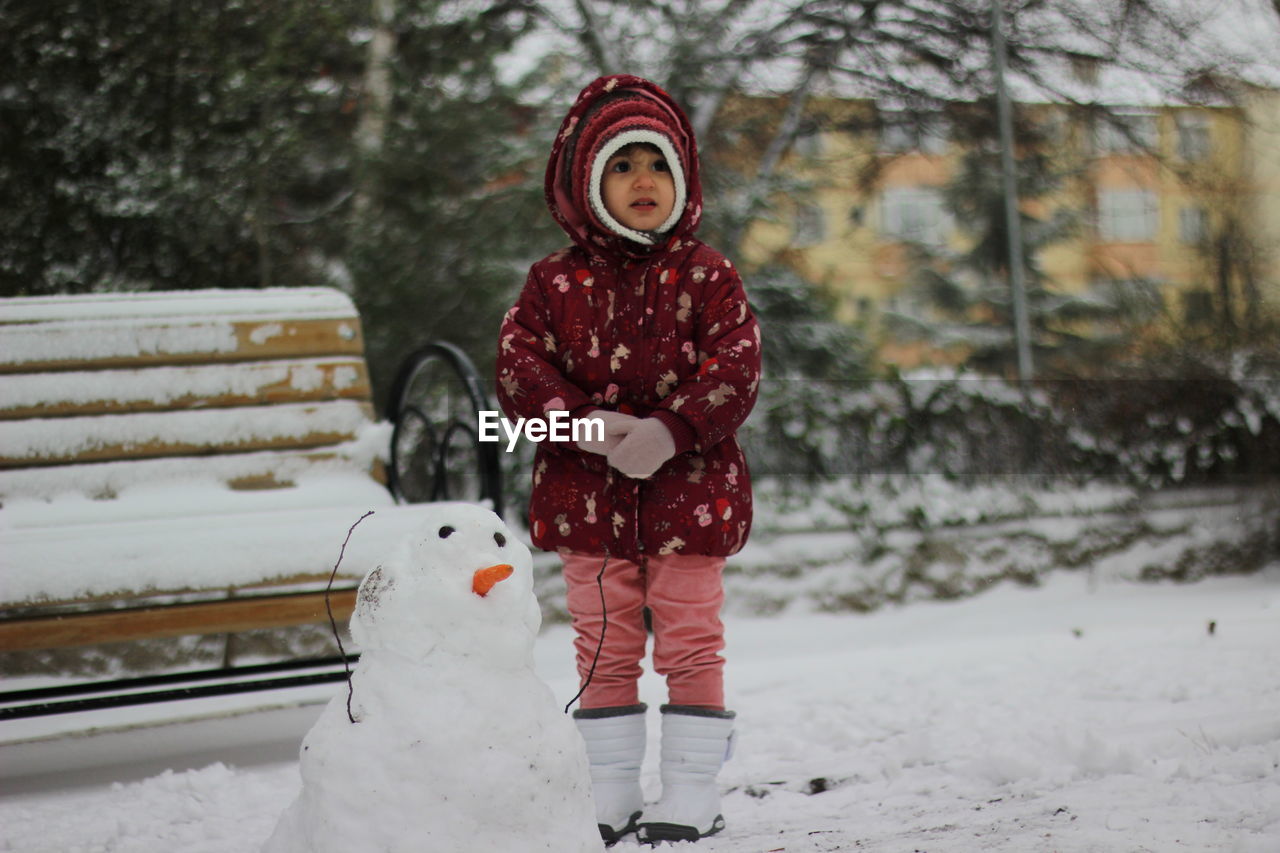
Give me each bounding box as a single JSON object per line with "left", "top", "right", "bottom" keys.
{"left": 2, "top": 565, "right": 1278, "bottom": 852}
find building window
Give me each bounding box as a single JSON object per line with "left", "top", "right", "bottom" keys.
{"left": 1176, "top": 112, "right": 1211, "bottom": 161}
{"left": 1097, "top": 189, "right": 1158, "bottom": 241}
{"left": 792, "top": 126, "right": 824, "bottom": 159}
{"left": 1095, "top": 110, "right": 1158, "bottom": 154}
{"left": 1182, "top": 288, "right": 1214, "bottom": 325}
{"left": 1178, "top": 206, "right": 1208, "bottom": 244}
{"left": 879, "top": 111, "right": 948, "bottom": 155}
{"left": 881, "top": 187, "right": 951, "bottom": 245}
{"left": 1093, "top": 277, "right": 1164, "bottom": 318}
{"left": 1069, "top": 54, "right": 1100, "bottom": 85}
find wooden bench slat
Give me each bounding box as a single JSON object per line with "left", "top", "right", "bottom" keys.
{"left": 0, "top": 287, "right": 358, "bottom": 325}
{"left": 0, "top": 589, "right": 357, "bottom": 652}
{"left": 0, "top": 400, "right": 376, "bottom": 468}
{"left": 0, "top": 287, "right": 403, "bottom": 656}
{"left": 0, "top": 447, "right": 388, "bottom": 502}
{"left": 1, "top": 501, "right": 422, "bottom": 609}
{"left": 0, "top": 358, "right": 372, "bottom": 420}
{"left": 0, "top": 317, "right": 365, "bottom": 374}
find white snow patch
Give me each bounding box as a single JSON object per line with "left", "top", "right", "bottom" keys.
{"left": 248, "top": 323, "right": 284, "bottom": 346}
{"left": 2, "top": 567, "right": 1277, "bottom": 851}
{"left": 3, "top": 320, "right": 239, "bottom": 366}
{"left": 330, "top": 365, "right": 359, "bottom": 390}
{"left": 0, "top": 287, "right": 358, "bottom": 323}
{"left": 0, "top": 400, "right": 371, "bottom": 462}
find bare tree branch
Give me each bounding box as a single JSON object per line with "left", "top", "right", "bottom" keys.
{"left": 572, "top": 0, "right": 616, "bottom": 74}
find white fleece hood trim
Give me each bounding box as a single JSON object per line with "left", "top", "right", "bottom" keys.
{"left": 587, "top": 129, "right": 686, "bottom": 246}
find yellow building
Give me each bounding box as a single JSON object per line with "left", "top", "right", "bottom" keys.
{"left": 731, "top": 89, "right": 1280, "bottom": 367}
{"left": 1245, "top": 86, "right": 1280, "bottom": 315}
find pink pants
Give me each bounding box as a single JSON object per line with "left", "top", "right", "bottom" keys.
{"left": 562, "top": 551, "right": 727, "bottom": 711}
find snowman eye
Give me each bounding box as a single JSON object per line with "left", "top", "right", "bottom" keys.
{"left": 438, "top": 526, "right": 455, "bottom": 539}
{"left": 494, "top": 532, "right": 507, "bottom": 547}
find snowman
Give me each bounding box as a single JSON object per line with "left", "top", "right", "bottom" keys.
{"left": 262, "top": 502, "right": 603, "bottom": 853}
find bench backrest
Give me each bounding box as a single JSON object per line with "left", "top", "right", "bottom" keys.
{"left": 0, "top": 288, "right": 382, "bottom": 503}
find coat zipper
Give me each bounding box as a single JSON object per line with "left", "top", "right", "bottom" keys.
{"left": 632, "top": 257, "right": 659, "bottom": 557}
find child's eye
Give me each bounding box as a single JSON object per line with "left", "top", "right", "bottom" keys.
{"left": 654, "top": 159, "right": 669, "bottom": 172}
{"left": 610, "top": 160, "right": 631, "bottom": 173}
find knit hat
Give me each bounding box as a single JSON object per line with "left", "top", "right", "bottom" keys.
{"left": 573, "top": 93, "right": 687, "bottom": 244}
{"left": 546, "top": 75, "right": 703, "bottom": 256}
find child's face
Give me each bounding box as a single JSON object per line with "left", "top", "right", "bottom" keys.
{"left": 601, "top": 146, "right": 676, "bottom": 233}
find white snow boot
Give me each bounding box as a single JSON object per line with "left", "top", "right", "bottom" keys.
{"left": 573, "top": 704, "right": 647, "bottom": 844}
{"left": 636, "top": 705, "right": 736, "bottom": 843}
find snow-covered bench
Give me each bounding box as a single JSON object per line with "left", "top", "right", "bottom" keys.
{"left": 0, "top": 288, "right": 430, "bottom": 655}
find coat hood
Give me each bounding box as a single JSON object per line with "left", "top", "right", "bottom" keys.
{"left": 545, "top": 75, "right": 703, "bottom": 258}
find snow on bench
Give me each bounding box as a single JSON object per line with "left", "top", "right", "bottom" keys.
{"left": 0, "top": 288, "right": 430, "bottom": 653}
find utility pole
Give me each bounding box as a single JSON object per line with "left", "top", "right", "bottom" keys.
{"left": 991, "top": 0, "right": 1034, "bottom": 385}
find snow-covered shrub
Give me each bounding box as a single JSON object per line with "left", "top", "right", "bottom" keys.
{"left": 740, "top": 369, "right": 1106, "bottom": 487}
{"left": 741, "top": 360, "right": 1280, "bottom": 494}
{"left": 1053, "top": 349, "right": 1280, "bottom": 488}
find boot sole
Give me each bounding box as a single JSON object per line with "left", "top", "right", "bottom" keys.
{"left": 599, "top": 811, "right": 643, "bottom": 846}
{"left": 638, "top": 815, "right": 725, "bottom": 843}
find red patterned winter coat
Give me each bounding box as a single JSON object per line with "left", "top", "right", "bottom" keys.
{"left": 496, "top": 76, "right": 761, "bottom": 561}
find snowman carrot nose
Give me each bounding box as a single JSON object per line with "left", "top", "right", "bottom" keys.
{"left": 472, "top": 564, "right": 514, "bottom": 597}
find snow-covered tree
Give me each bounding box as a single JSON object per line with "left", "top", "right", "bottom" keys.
{"left": 1, "top": 0, "right": 553, "bottom": 402}
{"left": 751, "top": 264, "right": 871, "bottom": 380}
{"left": 1, "top": 0, "right": 362, "bottom": 295}
{"left": 883, "top": 126, "right": 1155, "bottom": 377}
{"left": 520, "top": 0, "right": 1280, "bottom": 247}
{"left": 4, "top": 0, "right": 1274, "bottom": 395}
{"left": 341, "top": 0, "right": 551, "bottom": 403}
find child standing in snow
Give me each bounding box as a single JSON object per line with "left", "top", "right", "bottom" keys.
{"left": 495, "top": 74, "right": 761, "bottom": 844}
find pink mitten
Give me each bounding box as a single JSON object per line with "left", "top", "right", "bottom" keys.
{"left": 606, "top": 417, "right": 676, "bottom": 479}
{"left": 576, "top": 409, "right": 639, "bottom": 455}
